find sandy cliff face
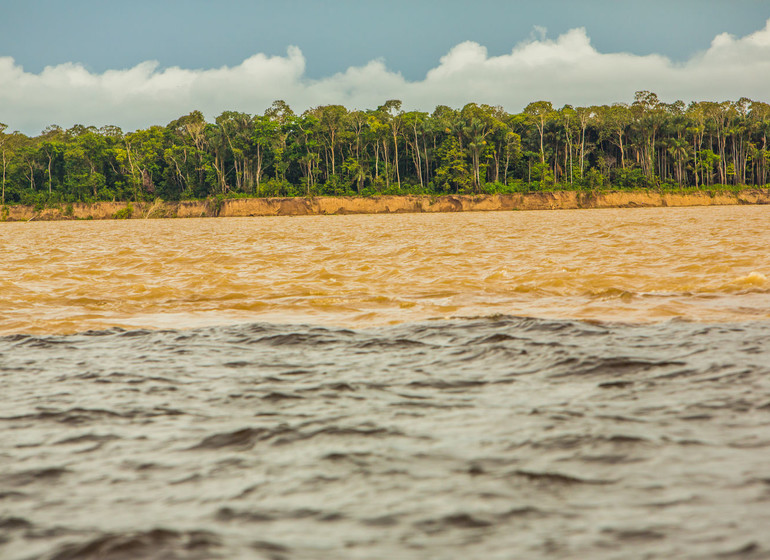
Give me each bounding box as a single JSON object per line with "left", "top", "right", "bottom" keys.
{"left": 3, "top": 190, "right": 769, "bottom": 221}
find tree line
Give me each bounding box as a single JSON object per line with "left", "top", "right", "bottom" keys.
{"left": 1, "top": 91, "right": 769, "bottom": 206}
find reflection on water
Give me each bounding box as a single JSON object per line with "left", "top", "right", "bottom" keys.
{"left": 2, "top": 206, "right": 770, "bottom": 559}
{"left": 1, "top": 205, "right": 770, "bottom": 334}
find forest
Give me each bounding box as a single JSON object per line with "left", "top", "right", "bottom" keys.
{"left": 1, "top": 91, "right": 769, "bottom": 206}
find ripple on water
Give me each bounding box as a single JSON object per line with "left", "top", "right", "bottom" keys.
{"left": 1, "top": 316, "right": 769, "bottom": 558}
{"left": 2, "top": 207, "right": 770, "bottom": 558}
{"left": 1, "top": 206, "right": 770, "bottom": 333}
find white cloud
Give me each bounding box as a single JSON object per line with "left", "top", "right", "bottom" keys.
{"left": 2, "top": 20, "right": 770, "bottom": 134}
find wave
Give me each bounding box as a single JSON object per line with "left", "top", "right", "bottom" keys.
{"left": 2, "top": 314, "right": 770, "bottom": 560}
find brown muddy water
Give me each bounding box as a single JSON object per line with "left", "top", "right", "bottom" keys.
{"left": 1, "top": 206, "right": 770, "bottom": 559}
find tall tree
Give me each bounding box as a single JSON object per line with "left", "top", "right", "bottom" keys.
{"left": 379, "top": 100, "right": 404, "bottom": 190}
{"left": 460, "top": 103, "right": 502, "bottom": 191}
{"left": 0, "top": 123, "right": 7, "bottom": 205}
{"left": 524, "top": 101, "right": 554, "bottom": 165}
{"left": 631, "top": 91, "right": 663, "bottom": 179}
{"left": 600, "top": 104, "right": 632, "bottom": 169}
{"left": 265, "top": 100, "right": 295, "bottom": 182}
{"left": 39, "top": 126, "right": 65, "bottom": 196}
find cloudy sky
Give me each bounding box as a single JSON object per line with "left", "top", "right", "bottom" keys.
{"left": 1, "top": 0, "right": 769, "bottom": 134}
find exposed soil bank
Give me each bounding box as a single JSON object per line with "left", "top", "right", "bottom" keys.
{"left": 3, "top": 190, "right": 770, "bottom": 221}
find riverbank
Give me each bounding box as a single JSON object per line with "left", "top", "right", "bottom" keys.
{"left": 3, "top": 189, "right": 770, "bottom": 221}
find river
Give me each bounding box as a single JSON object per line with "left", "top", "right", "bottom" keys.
{"left": 1, "top": 206, "right": 769, "bottom": 559}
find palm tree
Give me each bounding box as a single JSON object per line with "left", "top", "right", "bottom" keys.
{"left": 668, "top": 138, "right": 691, "bottom": 186}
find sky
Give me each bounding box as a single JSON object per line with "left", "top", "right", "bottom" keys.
{"left": 1, "top": 0, "right": 770, "bottom": 134}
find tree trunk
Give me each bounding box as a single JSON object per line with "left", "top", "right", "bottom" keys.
{"left": 382, "top": 141, "right": 389, "bottom": 189}
{"left": 392, "top": 131, "right": 401, "bottom": 190}
{"left": 47, "top": 153, "right": 53, "bottom": 194}
{"left": 255, "top": 145, "right": 263, "bottom": 195}
{"left": 538, "top": 121, "right": 545, "bottom": 165}
{"left": 504, "top": 140, "right": 511, "bottom": 184}
{"left": 413, "top": 124, "right": 423, "bottom": 188}
{"left": 374, "top": 143, "right": 379, "bottom": 182}
{"left": 1, "top": 150, "right": 5, "bottom": 205}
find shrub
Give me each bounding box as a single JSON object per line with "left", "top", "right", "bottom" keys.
{"left": 113, "top": 203, "right": 133, "bottom": 219}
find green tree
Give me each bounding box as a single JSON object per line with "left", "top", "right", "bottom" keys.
{"left": 402, "top": 110, "right": 428, "bottom": 188}
{"left": 315, "top": 104, "right": 348, "bottom": 179}
{"left": 434, "top": 136, "right": 471, "bottom": 193}
{"left": 524, "top": 101, "right": 554, "bottom": 165}
{"left": 38, "top": 125, "right": 66, "bottom": 196}
{"left": 598, "top": 104, "right": 632, "bottom": 169}
{"left": 265, "top": 100, "right": 295, "bottom": 182}
{"left": 122, "top": 126, "right": 166, "bottom": 200}
{"left": 631, "top": 91, "right": 663, "bottom": 179}
{"left": 166, "top": 111, "right": 213, "bottom": 196}
{"left": 459, "top": 103, "right": 507, "bottom": 191}
{"left": 251, "top": 115, "right": 278, "bottom": 194}
{"left": 378, "top": 100, "right": 404, "bottom": 190}
{"left": 668, "top": 138, "right": 690, "bottom": 186}
{"left": 216, "top": 111, "right": 256, "bottom": 193}
{"left": 292, "top": 112, "right": 321, "bottom": 195}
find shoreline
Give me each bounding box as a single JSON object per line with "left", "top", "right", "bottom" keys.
{"left": 3, "top": 189, "right": 770, "bottom": 221}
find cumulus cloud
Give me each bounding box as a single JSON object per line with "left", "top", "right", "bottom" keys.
{"left": 2, "top": 20, "right": 770, "bottom": 134}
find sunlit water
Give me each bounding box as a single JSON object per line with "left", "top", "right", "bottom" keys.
{"left": 2, "top": 206, "right": 770, "bottom": 333}
{"left": 2, "top": 207, "right": 770, "bottom": 559}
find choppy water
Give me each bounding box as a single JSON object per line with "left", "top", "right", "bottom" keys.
{"left": 2, "top": 206, "right": 770, "bottom": 559}
{"left": 2, "top": 206, "right": 770, "bottom": 334}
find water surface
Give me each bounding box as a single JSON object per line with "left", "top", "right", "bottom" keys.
{"left": 2, "top": 206, "right": 769, "bottom": 334}
{"left": 1, "top": 206, "right": 769, "bottom": 559}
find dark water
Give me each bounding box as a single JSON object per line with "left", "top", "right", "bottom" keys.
{"left": 2, "top": 316, "right": 770, "bottom": 559}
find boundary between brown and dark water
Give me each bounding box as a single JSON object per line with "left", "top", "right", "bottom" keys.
{"left": 3, "top": 189, "right": 770, "bottom": 221}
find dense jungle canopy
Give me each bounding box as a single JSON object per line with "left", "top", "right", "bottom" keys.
{"left": 1, "top": 91, "right": 769, "bottom": 206}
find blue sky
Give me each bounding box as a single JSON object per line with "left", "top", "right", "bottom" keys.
{"left": 2, "top": 0, "right": 766, "bottom": 78}
{"left": 1, "top": 0, "right": 770, "bottom": 133}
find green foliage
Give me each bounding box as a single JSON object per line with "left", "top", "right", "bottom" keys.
{"left": 585, "top": 169, "right": 606, "bottom": 190}
{"left": 434, "top": 136, "right": 472, "bottom": 193}
{"left": 1, "top": 93, "right": 769, "bottom": 208}
{"left": 261, "top": 178, "right": 301, "bottom": 197}
{"left": 320, "top": 174, "right": 354, "bottom": 196}
{"left": 529, "top": 162, "right": 554, "bottom": 187}
{"left": 613, "top": 168, "right": 655, "bottom": 190}
{"left": 113, "top": 203, "right": 133, "bottom": 219}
